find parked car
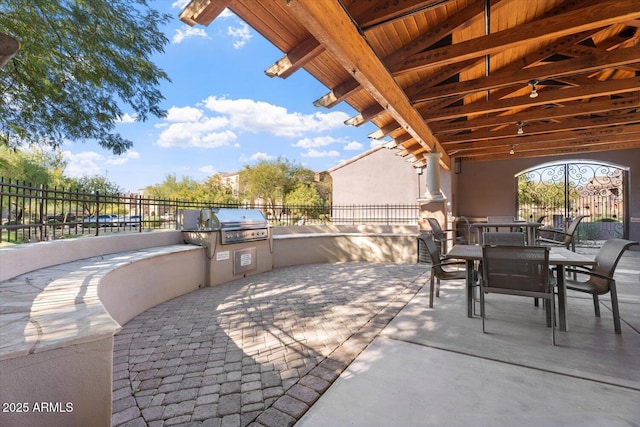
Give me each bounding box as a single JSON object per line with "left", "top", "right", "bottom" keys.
{"left": 82, "top": 215, "right": 118, "bottom": 227}
{"left": 117, "top": 215, "right": 142, "bottom": 227}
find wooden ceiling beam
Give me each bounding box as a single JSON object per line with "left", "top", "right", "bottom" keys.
{"left": 440, "top": 111, "right": 640, "bottom": 143}
{"left": 452, "top": 134, "right": 640, "bottom": 158}
{"left": 446, "top": 122, "right": 640, "bottom": 151}
{"left": 265, "top": 37, "right": 325, "bottom": 78}
{"left": 412, "top": 46, "right": 640, "bottom": 103}
{"left": 267, "top": 0, "right": 459, "bottom": 79}
{"left": 457, "top": 139, "right": 640, "bottom": 161}
{"left": 180, "top": 0, "right": 235, "bottom": 26}
{"left": 431, "top": 95, "right": 638, "bottom": 133}
{"left": 286, "top": 0, "right": 450, "bottom": 167}
{"left": 349, "top": 0, "right": 456, "bottom": 30}
{"left": 314, "top": 0, "right": 485, "bottom": 108}
{"left": 421, "top": 76, "right": 640, "bottom": 121}
{"left": 394, "top": 0, "right": 640, "bottom": 73}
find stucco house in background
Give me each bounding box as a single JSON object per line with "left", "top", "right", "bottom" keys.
{"left": 330, "top": 144, "right": 451, "bottom": 206}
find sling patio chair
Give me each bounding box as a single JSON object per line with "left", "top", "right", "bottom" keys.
{"left": 537, "top": 215, "right": 588, "bottom": 252}
{"left": 480, "top": 245, "right": 555, "bottom": 345}
{"left": 482, "top": 231, "right": 526, "bottom": 246}
{"left": 425, "top": 217, "right": 465, "bottom": 255}
{"left": 563, "top": 239, "right": 639, "bottom": 334}
{"left": 418, "top": 232, "right": 469, "bottom": 308}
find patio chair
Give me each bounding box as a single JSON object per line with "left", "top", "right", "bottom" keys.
{"left": 426, "top": 217, "right": 465, "bottom": 255}
{"left": 482, "top": 231, "right": 526, "bottom": 246}
{"left": 456, "top": 215, "right": 473, "bottom": 244}
{"left": 480, "top": 231, "right": 536, "bottom": 309}
{"left": 480, "top": 245, "right": 555, "bottom": 345}
{"left": 537, "top": 215, "right": 588, "bottom": 251}
{"left": 563, "top": 239, "right": 639, "bottom": 334}
{"left": 486, "top": 215, "right": 518, "bottom": 232}
{"left": 418, "top": 233, "right": 468, "bottom": 308}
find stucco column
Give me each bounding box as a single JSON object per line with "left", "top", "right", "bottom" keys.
{"left": 424, "top": 152, "right": 446, "bottom": 202}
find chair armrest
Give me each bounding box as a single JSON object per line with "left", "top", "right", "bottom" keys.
{"left": 433, "top": 236, "right": 458, "bottom": 243}
{"left": 564, "top": 268, "right": 614, "bottom": 282}
{"left": 432, "top": 260, "right": 466, "bottom": 269}
{"left": 537, "top": 235, "right": 569, "bottom": 245}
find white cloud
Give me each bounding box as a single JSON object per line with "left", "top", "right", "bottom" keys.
{"left": 166, "top": 106, "right": 204, "bottom": 122}
{"left": 107, "top": 150, "right": 140, "bottom": 165}
{"left": 302, "top": 149, "right": 340, "bottom": 158}
{"left": 62, "top": 150, "right": 139, "bottom": 178}
{"left": 203, "top": 96, "right": 349, "bottom": 137}
{"left": 293, "top": 136, "right": 337, "bottom": 148}
{"left": 199, "top": 165, "right": 218, "bottom": 175}
{"left": 344, "top": 141, "right": 364, "bottom": 150}
{"left": 157, "top": 126, "right": 236, "bottom": 148}
{"left": 240, "top": 152, "right": 274, "bottom": 163}
{"left": 228, "top": 22, "right": 252, "bottom": 49}
{"left": 172, "top": 26, "right": 210, "bottom": 44}
{"left": 156, "top": 111, "right": 234, "bottom": 148}
{"left": 171, "top": 0, "right": 190, "bottom": 9}
{"left": 116, "top": 113, "right": 136, "bottom": 123}
{"left": 219, "top": 9, "right": 235, "bottom": 18}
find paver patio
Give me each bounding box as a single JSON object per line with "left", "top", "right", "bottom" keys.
{"left": 112, "top": 263, "right": 428, "bottom": 426}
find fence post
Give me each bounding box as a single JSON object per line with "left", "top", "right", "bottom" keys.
{"left": 95, "top": 191, "right": 100, "bottom": 236}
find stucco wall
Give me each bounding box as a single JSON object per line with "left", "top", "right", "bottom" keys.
{"left": 0, "top": 230, "right": 185, "bottom": 282}
{"left": 331, "top": 146, "right": 425, "bottom": 204}
{"left": 0, "top": 337, "right": 113, "bottom": 427}
{"left": 453, "top": 149, "right": 640, "bottom": 242}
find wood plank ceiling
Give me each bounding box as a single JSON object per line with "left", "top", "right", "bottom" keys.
{"left": 180, "top": 0, "right": 640, "bottom": 170}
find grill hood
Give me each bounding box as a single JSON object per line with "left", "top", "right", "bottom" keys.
{"left": 212, "top": 208, "right": 268, "bottom": 230}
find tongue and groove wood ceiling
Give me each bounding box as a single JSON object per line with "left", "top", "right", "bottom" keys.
{"left": 180, "top": 0, "right": 640, "bottom": 170}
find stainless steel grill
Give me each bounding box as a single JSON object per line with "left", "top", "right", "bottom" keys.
{"left": 200, "top": 208, "right": 269, "bottom": 245}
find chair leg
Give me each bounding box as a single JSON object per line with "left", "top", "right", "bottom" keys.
{"left": 593, "top": 294, "right": 600, "bottom": 317}
{"left": 550, "top": 295, "right": 556, "bottom": 346}
{"left": 436, "top": 277, "right": 441, "bottom": 297}
{"left": 480, "top": 287, "right": 486, "bottom": 333}
{"left": 429, "top": 271, "right": 435, "bottom": 308}
{"left": 544, "top": 299, "right": 552, "bottom": 327}
{"left": 610, "top": 283, "right": 621, "bottom": 335}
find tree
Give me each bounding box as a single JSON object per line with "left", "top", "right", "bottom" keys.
{"left": 202, "top": 174, "right": 238, "bottom": 204}
{"left": 69, "top": 175, "right": 123, "bottom": 216}
{"left": 284, "top": 182, "right": 324, "bottom": 223}
{"left": 0, "top": 146, "right": 52, "bottom": 185}
{"left": 0, "top": 1, "right": 170, "bottom": 154}
{"left": 144, "top": 174, "right": 204, "bottom": 202}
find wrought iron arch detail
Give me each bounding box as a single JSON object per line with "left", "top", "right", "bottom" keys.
{"left": 516, "top": 160, "right": 628, "bottom": 245}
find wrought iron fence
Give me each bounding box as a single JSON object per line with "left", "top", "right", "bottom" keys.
{"left": 0, "top": 178, "right": 419, "bottom": 244}
{"left": 516, "top": 162, "right": 627, "bottom": 243}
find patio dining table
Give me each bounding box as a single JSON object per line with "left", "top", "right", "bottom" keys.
{"left": 446, "top": 244, "right": 596, "bottom": 332}
{"left": 470, "top": 221, "right": 542, "bottom": 246}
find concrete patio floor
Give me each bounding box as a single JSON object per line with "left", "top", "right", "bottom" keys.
{"left": 113, "top": 248, "right": 640, "bottom": 426}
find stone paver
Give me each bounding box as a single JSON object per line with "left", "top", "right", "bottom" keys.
{"left": 112, "top": 263, "right": 427, "bottom": 426}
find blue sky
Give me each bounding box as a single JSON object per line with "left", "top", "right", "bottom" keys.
{"left": 59, "top": 0, "right": 384, "bottom": 192}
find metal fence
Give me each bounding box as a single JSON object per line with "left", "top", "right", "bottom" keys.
{"left": 0, "top": 178, "right": 419, "bottom": 244}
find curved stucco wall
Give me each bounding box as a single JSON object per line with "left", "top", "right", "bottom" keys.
{"left": 0, "top": 230, "right": 185, "bottom": 282}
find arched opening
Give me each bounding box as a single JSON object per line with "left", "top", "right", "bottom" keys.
{"left": 516, "top": 160, "right": 629, "bottom": 246}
